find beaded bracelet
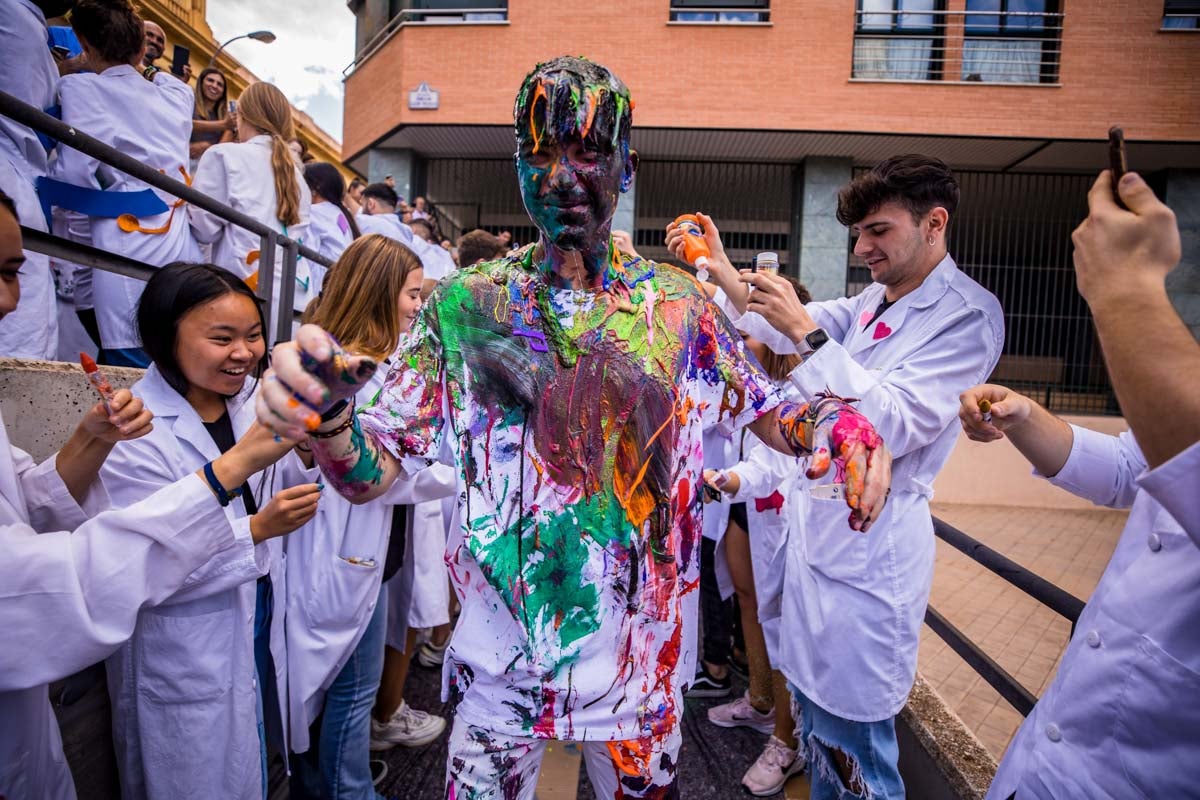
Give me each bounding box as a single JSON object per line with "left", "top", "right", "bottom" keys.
{"left": 311, "top": 402, "right": 356, "bottom": 439}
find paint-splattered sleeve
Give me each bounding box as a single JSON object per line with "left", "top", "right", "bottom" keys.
{"left": 693, "top": 294, "right": 780, "bottom": 435}
{"left": 356, "top": 299, "right": 449, "bottom": 475}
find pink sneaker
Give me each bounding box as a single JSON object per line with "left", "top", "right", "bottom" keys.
{"left": 706, "top": 692, "right": 775, "bottom": 734}
{"left": 742, "top": 735, "right": 806, "bottom": 796}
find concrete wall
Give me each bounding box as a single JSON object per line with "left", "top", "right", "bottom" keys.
{"left": 0, "top": 359, "right": 145, "bottom": 462}
{"left": 932, "top": 413, "right": 1129, "bottom": 510}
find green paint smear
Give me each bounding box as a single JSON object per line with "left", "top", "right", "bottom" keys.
{"left": 473, "top": 488, "right": 632, "bottom": 653}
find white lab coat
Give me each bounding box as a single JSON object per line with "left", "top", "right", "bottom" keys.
{"left": 188, "top": 135, "right": 312, "bottom": 334}
{"left": 100, "top": 366, "right": 294, "bottom": 800}
{"left": 303, "top": 201, "right": 355, "bottom": 297}
{"left": 50, "top": 65, "right": 201, "bottom": 350}
{"left": 726, "top": 255, "right": 1004, "bottom": 721}
{"left": 0, "top": 0, "right": 58, "bottom": 359}
{"left": 283, "top": 375, "right": 457, "bottom": 753}
{"left": 0, "top": 412, "right": 246, "bottom": 800}
{"left": 988, "top": 431, "right": 1200, "bottom": 800}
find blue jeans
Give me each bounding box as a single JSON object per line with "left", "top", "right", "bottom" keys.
{"left": 290, "top": 584, "right": 388, "bottom": 800}
{"left": 791, "top": 686, "right": 904, "bottom": 800}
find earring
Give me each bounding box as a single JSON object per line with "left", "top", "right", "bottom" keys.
{"left": 928, "top": 236, "right": 935, "bottom": 245}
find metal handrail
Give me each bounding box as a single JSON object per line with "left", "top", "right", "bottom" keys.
{"left": 344, "top": 6, "right": 509, "bottom": 76}
{"left": 0, "top": 89, "right": 333, "bottom": 342}
{"left": 925, "top": 515, "right": 1087, "bottom": 718}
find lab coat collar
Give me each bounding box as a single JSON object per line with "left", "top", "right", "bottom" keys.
{"left": 846, "top": 254, "right": 958, "bottom": 357}
{"left": 97, "top": 63, "right": 141, "bottom": 80}
{"left": 138, "top": 364, "right": 258, "bottom": 463}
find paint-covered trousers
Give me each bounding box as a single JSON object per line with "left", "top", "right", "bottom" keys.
{"left": 790, "top": 685, "right": 904, "bottom": 800}
{"left": 445, "top": 717, "right": 681, "bottom": 800}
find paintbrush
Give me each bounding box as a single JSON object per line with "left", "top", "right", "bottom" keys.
{"left": 80, "top": 352, "right": 115, "bottom": 415}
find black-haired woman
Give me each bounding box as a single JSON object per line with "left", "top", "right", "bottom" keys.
{"left": 301, "top": 162, "right": 360, "bottom": 294}
{"left": 101, "top": 263, "right": 318, "bottom": 799}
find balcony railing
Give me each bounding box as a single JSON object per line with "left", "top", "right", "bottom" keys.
{"left": 853, "top": 7, "right": 1064, "bottom": 85}
{"left": 345, "top": 5, "right": 509, "bottom": 76}
{"left": 669, "top": 3, "right": 770, "bottom": 23}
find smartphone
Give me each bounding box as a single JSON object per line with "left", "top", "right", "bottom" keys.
{"left": 170, "top": 44, "right": 190, "bottom": 77}
{"left": 50, "top": 45, "right": 71, "bottom": 60}
{"left": 702, "top": 483, "right": 722, "bottom": 503}
{"left": 228, "top": 99, "right": 237, "bottom": 115}
{"left": 1108, "top": 126, "right": 1128, "bottom": 210}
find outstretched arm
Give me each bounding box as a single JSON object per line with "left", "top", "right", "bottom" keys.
{"left": 749, "top": 395, "right": 891, "bottom": 532}
{"left": 256, "top": 325, "right": 402, "bottom": 502}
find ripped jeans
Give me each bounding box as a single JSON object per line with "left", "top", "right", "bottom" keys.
{"left": 445, "top": 718, "right": 682, "bottom": 800}
{"left": 790, "top": 686, "right": 904, "bottom": 800}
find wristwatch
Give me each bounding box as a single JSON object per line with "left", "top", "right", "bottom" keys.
{"left": 796, "top": 327, "right": 829, "bottom": 358}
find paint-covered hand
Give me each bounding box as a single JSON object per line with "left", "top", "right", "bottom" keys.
{"left": 256, "top": 324, "right": 378, "bottom": 440}
{"left": 958, "top": 384, "right": 1034, "bottom": 443}
{"left": 79, "top": 388, "right": 154, "bottom": 443}
{"left": 742, "top": 271, "right": 817, "bottom": 347}
{"left": 806, "top": 399, "right": 891, "bottom": 532}
{"left": 702, "top": 468, "right": 740, "bottom": 500}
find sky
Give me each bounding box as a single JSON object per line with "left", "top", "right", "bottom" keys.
{"left": 206, "top": 0, "right": 355, "bottom": 142}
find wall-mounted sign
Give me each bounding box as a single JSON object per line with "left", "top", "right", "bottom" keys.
{"left": 408, "top": 82, "right": 440, "bottom": 110}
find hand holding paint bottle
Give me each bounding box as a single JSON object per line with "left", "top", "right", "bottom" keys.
{"left": 672, "top": 214, "right": 713, "bottom": 282}
{"left": 77, "top": 354, "right": 155, "bottom": 443}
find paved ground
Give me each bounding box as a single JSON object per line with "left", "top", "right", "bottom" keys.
{"left": 367, "top": 502, "right": 1127, "bottom": 798}
{"left": 920, "top": 502, "right": 1127, "bottom": 760}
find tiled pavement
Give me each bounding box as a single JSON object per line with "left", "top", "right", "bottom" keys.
{"left": 920, "top": 502, "right": 1128, "bottom": 760}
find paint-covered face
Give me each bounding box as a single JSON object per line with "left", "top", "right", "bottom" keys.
{"left": 0, "top": 205, "right": 23, "bottom": 321}
{"left": 851, "top": 200, "right": 928, "bottom": 287}
{"left": 396, "top": 267, "right": 424, "bottom": 333}
{"left": 517, "top": 135, "right": 630, "bottom": 253}
{"left": 174, "top": 292, "right": 265, "bottom": 398}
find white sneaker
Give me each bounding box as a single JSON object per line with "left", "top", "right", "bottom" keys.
{"left": 416, "top": 639, "right": 448, "bottom": 668}
{"left": 369, "top": 701, "right": 447, "bottom": 750}
{"left": 707, "top": 692, "right": 775, "bottom": 734}
{"left": 741, "top": 735, "right": 806, "bottom": 796}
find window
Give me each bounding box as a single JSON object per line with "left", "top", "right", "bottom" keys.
{"left": 1163, "top": 0, "right": 1200, "bottom": 29}
{"left": 853, "top": 0, "right": 945, "bottom": 81}
{"left": 392, "top": 0, "right": 508, "bottom": 23}
{"left": 670, "top": 1, "right": 769, "bottom": 23}
{"left": 962, "top": 0, "right": 1061, "bottom": 83}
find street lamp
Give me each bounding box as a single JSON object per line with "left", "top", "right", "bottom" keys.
{"left": 208, "top": 30, "right": 276, "bottom": 67}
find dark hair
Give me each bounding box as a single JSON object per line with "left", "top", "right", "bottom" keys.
{"left": 71, "top": 0, "right": 143, "bottom": 65}
{"left": 457, "top": 229, "right": 503, "bottom": 266}
{"left": 408, "top": 218, "right": 435, "bottom": 242}
{"left": 193, "top": 67, "right": 229, "bottom": 119}
{"left": 0, "top": 188, "right": 15, "bottom": 219}
{"left": 348, "top": 178, "right": 365, "bottom": 192}
{"left": 305, "top": 162, "right": 361, "bottom": 239}
{"left": 514, "top": 56, "right": 633, "bottom": 159}
{"left": 362, "top": 182, "right": 398, "bottom": 209}
{"left": 137, "top": 263, "right": 267, "bottom": 397}
{"left": 836, "top": 154, "right": 959, "bottom": 227}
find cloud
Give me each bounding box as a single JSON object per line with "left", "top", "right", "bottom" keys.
{"left": 206, "top": 0, "right": 353, "bottom": 141}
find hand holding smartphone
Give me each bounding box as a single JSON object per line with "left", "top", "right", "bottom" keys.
{"left": 1108, "top": 126, "right": 1128, "bottom": 210}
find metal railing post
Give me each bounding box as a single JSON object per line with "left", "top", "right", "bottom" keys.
{"left": 257, "top": 232, "right": 277, "bottom": 340}
{"left": 277, "top": 238, "right": 300, "bottom": 343}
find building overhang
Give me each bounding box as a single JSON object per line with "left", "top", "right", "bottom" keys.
{"left": 348, "top": 124, "right": 1200, "bottom": 177}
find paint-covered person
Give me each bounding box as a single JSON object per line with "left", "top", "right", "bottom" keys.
{"left": 670, "top": 155, "right": 1004, "bottom": 799}
{"left": 257, "top": 57, "right": 892, "bottom": 800}
{"left": 964, "top": 172, "right": 1200, "bottom": 800}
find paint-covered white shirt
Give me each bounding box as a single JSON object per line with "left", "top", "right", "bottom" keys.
{"left": 359, "top": 247, "right": 778, "bottom": 740}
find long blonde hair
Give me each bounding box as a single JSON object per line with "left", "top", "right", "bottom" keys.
{"left": 236, "top": 81, "right": 301, "bottom": 227}
{"left": 303, "top": 235, "right": 423, "bottom": 360}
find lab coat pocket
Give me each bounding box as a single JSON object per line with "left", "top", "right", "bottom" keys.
{"left": 1113, "top": 636, "right": 1200, "bottom": 799}
{"left": 137, "top": 606, "right": 234, "bottom": 703}
{"left": 802, "top": 489, "right": 868, "bottom": 583}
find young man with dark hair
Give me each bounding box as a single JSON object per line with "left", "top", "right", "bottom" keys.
{"left": 355, "top": 182, "right": 451, "bottom": 297}
{"left": 258, "top": 56, "right": 892, "bottom": 798}
{"left": 456, "top": 228, "right": 503, "bottom": 267}
{"left": 672, "top": 153, "right": 1004, "bottom": 798}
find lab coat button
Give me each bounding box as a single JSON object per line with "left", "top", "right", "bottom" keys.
{"left": 1086, "top": 630, "right": 1101, "bottom": 648}
{"left": 1045, "top": 723, "right": 1062, "bottom": 742}
{"left": 1148, "top": 533, "right": 1162, "bottom": 552}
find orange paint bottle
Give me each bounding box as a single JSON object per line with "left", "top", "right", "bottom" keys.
{"left": 673, "top": 214, "right": 712, "bottom": 280}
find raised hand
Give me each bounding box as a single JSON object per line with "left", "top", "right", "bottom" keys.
{"left": 256, "top": 324, "right": 378, "bottom": 440}
{"left": 958, "top": 384, "right": 1034, "bottom": 443}
{"left": 804, "top": 397, "right": 891, "bottom": 533}
{"left": 79, "top": 389, "right": 154, "bottom": 443}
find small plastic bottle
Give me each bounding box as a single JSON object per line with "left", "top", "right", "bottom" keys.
{"left": 673, "top": 214, "right": 712, "bottom": 282}
{"left": 756, "top": 251, "right": 780, "bottom": 277}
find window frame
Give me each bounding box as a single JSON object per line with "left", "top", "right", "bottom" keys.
{"left": 853, "top": 0, "right": 948, "bottom": 82}
{"left": 961, "top": 0, "right": 1062, "bottom": 84}
{"left": 669, "top": 0, "right": 770, "bottom": 24}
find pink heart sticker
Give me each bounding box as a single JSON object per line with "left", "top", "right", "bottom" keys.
{"left": 859, "top": 310, "right": 873, "bottom": 328}
{"left": 873, "top": 321, "right": 892, "bottom": 340}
